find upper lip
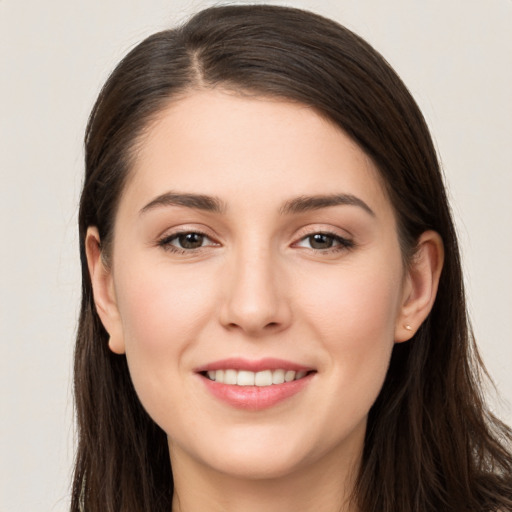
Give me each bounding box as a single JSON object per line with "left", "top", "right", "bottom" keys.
{"left": 194, "top": 357, "right": 315, "bottom": 373}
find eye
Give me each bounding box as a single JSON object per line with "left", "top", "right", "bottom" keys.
{"left": 174, "top": 232, "right": 207, "bottom": 249}
{"left": 158, "top": 231, "right": 217, "bottom": 252}
{"left": 295, "top": 232, "right": 353, "bottom": 251}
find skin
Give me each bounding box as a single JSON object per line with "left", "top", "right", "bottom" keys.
{"left": 87, "top": 89, "right": 443, "bottom": 512}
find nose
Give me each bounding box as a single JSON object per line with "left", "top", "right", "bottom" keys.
{"left": 219, "top": 248, "right": 292, "bottom": 337}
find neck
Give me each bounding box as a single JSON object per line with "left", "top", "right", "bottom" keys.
{"left": 169, "top": 440, "right": 362, "bottom": 512}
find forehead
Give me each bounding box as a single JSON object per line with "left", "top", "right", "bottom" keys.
{"left": 121, "top": 89, "right": 393, "bottom": 220}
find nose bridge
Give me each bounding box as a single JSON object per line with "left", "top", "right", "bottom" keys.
{"left": 220, "top": 241, "right": 290, "bottom": 335}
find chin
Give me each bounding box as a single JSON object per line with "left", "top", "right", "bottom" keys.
{"left": 175, "top": 419, "right": 363, "bottom": 482}
{"left": 168, "top": 422, "right": 316, "bottom": 481}
{"left": 209, "top": 445, "right": 311, "bottom": 481}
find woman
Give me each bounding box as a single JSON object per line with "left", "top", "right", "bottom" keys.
{"left": 72, "top": 5, "right": 512, "bottom": 511}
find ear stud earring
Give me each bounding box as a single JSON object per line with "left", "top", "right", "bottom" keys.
{"left": 405, "top": 324, "right": 412, "bottom": 331}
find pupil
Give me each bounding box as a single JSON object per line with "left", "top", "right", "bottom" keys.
{"left": 310, "top": 233, "right": 333, "bottom": 249}
{"left": 179, "top": 233, "right": 204, "bottom": 249}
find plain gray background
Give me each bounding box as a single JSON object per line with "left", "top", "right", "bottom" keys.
{"left": 1, "top": 0, "right": 511, "bottom": 510}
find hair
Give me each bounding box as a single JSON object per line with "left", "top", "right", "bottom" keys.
{"left": 73, "top": 5, "right": 512, "bottom": 511}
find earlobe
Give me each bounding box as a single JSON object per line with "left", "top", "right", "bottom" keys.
{"left": 395, "top": 230, "right": 444, "bottom": 343}
{"left": 85, "top": 227, "right": 126, "bottom": 354}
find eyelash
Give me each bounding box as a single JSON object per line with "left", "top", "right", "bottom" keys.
{"left": 294, "top": 232, "right": 354, "bottom": 253}
{"left": 157, "top": 230, "right": 217, "bottom": 254}
{"left": 156, "top": 230, "right": 354, "bottom": 255}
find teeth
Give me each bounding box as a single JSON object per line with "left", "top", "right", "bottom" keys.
{"left": 272, "top": 369, "right": 285, "bottom": 384}
{"left": 284, "top": 370, "right": 296, "bottom": 382}
{"left": 237, "top": 370, "right": 255, "bottom": 386}
{"left": 224, "top": 369, "right": 237, "bottom": 385}
{"left": 206, "top": 369, "right": 309, "bottom": 386}
{"left": 254, "top": 370, "right": 272, "bottom": 386}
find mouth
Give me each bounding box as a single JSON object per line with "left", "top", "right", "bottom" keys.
{"left": 196, "top": 358, "right": 316, "bottom": 410}
{"left": 201, "top": 368, "right": 312, "bottom": 386}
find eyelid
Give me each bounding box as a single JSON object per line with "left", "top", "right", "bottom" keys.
{"left": 155, "top": 223, "right": 219, "bottom": 241}
{"left": 162, "top": 231, "right": 216, "bottom": 246}
{"left": 292, "top": 224, "right": 353, "bottom": 241}
{"left": 153, "top": 223, "right": 354, "bottom": 254}
{"left": 155, "top": 224, "right": 221, "bottom": 253}
{"left": 291, "top": 225, "right": 355, "bottom": 252}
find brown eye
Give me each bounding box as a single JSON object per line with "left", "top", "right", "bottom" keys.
{"left": 177, "top": 232, "right": 205, "bottom": 249}
{"left": 295, "top": 232, "right": 354, "bottom": 252}
{"left": 308, "top": 233, "right": 335, "bottom": 249}
{"left": 158, "top": 231, "right": 216, "bottom": 252}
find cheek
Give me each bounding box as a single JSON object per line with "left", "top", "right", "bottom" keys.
{"left": 115, "top": 261, "right": 215, "bottom": 351}
{"left": 300, "top": 258, "right": 402, "bottom": 338}
{"left": 116, "top": 260, "right": 215, "bottom": 376}
{"left": 298, "top": 259, "right": 402, "bottom": 396}
{"left": 112, "top": 262, "right": 218, "bottom": 412}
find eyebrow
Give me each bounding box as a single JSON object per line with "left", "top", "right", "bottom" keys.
{"left": 139, "top": 191, "right": 375, "bottom": 217}
{"left": 139, "top": 192, "right": 226, "bottom": 216}
{"left": 280, "top": 194, "right": 375, "bottom": 216}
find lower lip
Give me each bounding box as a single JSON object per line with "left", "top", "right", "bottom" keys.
{"left": 200, "top": 373, "right": 314, "bottom": 411}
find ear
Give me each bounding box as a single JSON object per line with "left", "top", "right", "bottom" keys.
{"left": 395, "top": 230, "right": 444, "bottom": 342}
{"left": 85, "top": 227, "right": 126, "bottom": 354}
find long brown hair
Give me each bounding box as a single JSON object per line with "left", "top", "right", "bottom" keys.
{"left": 73, "top": 5, "right": 512, "bottom": 511}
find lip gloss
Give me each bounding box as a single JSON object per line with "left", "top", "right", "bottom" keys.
{"left": 195, "top": 357, "right": 314, "bottom": 373}
{"left": 195, "top": 358, "right": 315, "bottom": 410}
{"left": 201, "top": 374, "right": 313, "bottom": 410}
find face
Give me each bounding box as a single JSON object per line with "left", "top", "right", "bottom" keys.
{"left": 91, "top": 90, "right": 414, "bottom": 481}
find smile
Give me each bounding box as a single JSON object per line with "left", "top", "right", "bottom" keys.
{"left": 205, "top": 369, "right": 309, "bottom": 386}
{"left": 196, "top": 358, "right": 316, "bottom": 410}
